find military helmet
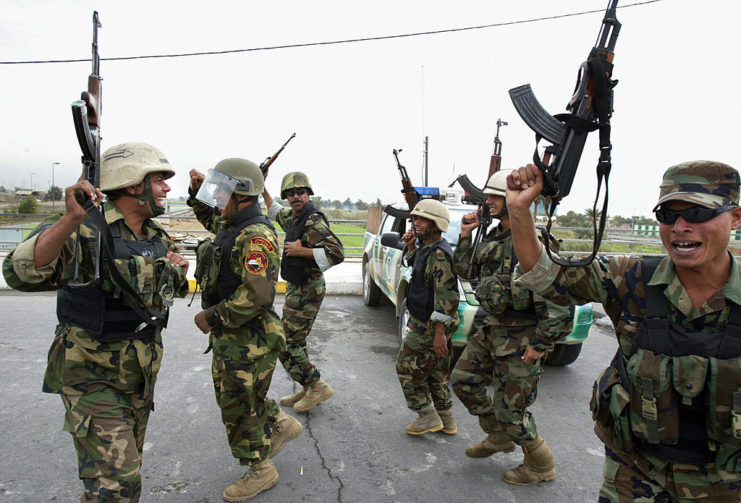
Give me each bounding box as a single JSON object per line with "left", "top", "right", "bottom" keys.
{"left": 213, "top": 158, "right": 264, "bottom": 196}
{"left": 410, "top": 199, "right": 450, "bottom": 232}
{"left": 100, "top": 142, "right": 175, "bottom": 192}
{"left": 483, "top": 170, "right": 509, "bottom": 197}
{"left": 280, "top": 171, "right": 314, "bottom": 198}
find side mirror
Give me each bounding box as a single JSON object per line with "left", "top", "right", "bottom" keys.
{"left": 381, "top": 232, "right": 405, "bottom": 250}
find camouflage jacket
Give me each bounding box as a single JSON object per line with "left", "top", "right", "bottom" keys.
{"left": 2, "top": 202, "right": 188, "bottom": 397}
{"left": 455, "top": 227, "right": 573, "bottom": 353}
{"left": 403, "top": 239, "right": 460, "bottom": 336}
{"left": 189, "top": 197, "right": 286, "bottom": 356}
{"left": 515, "top": 249, "right": 741, "bottom": 362}
{"left": 268, "top": 201, "right": 344, "bottom": 279}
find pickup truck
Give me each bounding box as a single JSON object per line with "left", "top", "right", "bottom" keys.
{"left": 362, "top": 201, "right": 593, "bottom": 366}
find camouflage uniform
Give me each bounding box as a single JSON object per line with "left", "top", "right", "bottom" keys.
{"left": 514, "top": 162, "right": 741, "bottom": 501}
{"left": 268, "top": 201, "right": 344, "bottom": 387}
{"left": 451, "top": 227, "right": 572, "bottom": 445}
{"left": 2, "top": 203, "right": 188, "bottom": 502}
{"left": 189, "top": 196, "right": 286, "bottom": 465}
{"left": 396, "top": 239, "right": 460, "bottom": 412}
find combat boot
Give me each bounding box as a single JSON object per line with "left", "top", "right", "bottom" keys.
{"left": 222, "top": 459, "right": 279, "bottom": 502}
{"left": 406, "top": 404, "right": 444, "bottom": 435}
{"left": 502, "top": 435, "right": 556, "bottom": 486}
{"left": 465, "top": 414, "right": 515, "bottom": 458}
{"left": 279, "top": 387, "right": 306, "bottom": 407}
{"left": 437, "top": 409, "right": 457, "bottom": 435}
{"left": 294, "top": 379, "right": 334, "bottom": 412}
{"left": 270, "top": 409, "right": 303, "bottom": 459}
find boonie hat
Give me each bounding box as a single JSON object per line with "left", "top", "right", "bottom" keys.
{"left": 653, "top": 161, "right": 740, "bottom": 211}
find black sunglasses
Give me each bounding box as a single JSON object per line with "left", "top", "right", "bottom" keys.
{"left": 284, "top": 188, "right": 308, "bottom": 198}
{"left": 654, "top": 205, "right": 732, "bottom": 224}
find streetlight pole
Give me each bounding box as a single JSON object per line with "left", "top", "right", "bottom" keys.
{"left": 52, "top": 162, "right": 59, "bottom": 212}
{"left": 31, "top": 172, "right": 37, "bottom": 192}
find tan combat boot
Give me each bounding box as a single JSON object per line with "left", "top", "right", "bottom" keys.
{"left": 465, "top": 414, "right": 516, "bottom": 458}
{"left": 270, "top": 409, "right": 303, "bottom": 459}
{"left": 502, "top": 435, "right": 556, "bottom": 486}
{"left": 222, "top": 459, "right": 279, "bottom": 502}
{"left": 294, "top": 379, "right": 334, "bottom": 412}
{"left": 279, "top": 387, "right": 306, "bottom": 407}
{"left": 437, "top": 409, "right": 457, "bottom": 435}
{"left": 406, "top": 404, "right": 444, "bottom": 435}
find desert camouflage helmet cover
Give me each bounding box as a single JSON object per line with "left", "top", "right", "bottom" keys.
{"left": 100, "top": 142, "right": 175, "bottom": 192}
{"left": 411, "top": 199, "right": 450, "bottom": 232}
{"left": 653, "top": 161, "right": 740, "bottom": 211}
{"left": 196, "top": 158, "right": 263, "bottom": 209}
{"left": 280, "top": 171, "right": 314, "bottom": 198}
{"left": 483, "top": 170, "right": 510, "bottom": 197}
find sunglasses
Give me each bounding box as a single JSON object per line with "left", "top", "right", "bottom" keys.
{"left": 654, "top": 205, "right": 732, "bottom": 224}
{"left": 284, "top": 188, "right": 308, "bottom": 198}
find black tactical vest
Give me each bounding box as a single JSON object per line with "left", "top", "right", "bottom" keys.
{"left": 280, "top": 202, "right": 326, "bottom": 285}
{"left": 57, "top": 226, "right": 170, "bottom": 342}
{"left": 406, "top": 239, "right": 457, "bottom": 322}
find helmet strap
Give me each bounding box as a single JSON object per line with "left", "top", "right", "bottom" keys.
{"left": 127, "top": 174, "right": 165, "bottom": 217}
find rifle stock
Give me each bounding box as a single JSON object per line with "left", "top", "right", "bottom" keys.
{"left": 260, "top": 132, "right": 296, "bottom": 174}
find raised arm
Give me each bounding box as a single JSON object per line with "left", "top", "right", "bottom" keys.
{"left": 506, "top": 164, "right": 545, "bottom": 273}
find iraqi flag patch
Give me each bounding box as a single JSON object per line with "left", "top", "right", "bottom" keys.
{"left": 245, "top": 250, "right": 269, "bottom": 274}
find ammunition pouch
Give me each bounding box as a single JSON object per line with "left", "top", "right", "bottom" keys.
{"left": 195, "top": 238, "right": 222, "bottom": 309}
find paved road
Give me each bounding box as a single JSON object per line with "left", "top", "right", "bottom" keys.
{"left": 0, "top": 292, "right": 615, "bottom": 502}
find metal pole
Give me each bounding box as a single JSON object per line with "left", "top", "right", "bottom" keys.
{"left": 423, "top": 136, "right": 429, "bottom": 186}
{"left": 51, "top": 162, "right": 59, "bottom": 212}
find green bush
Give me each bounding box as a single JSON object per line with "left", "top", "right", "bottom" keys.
{"left": 17, "top": 196, "right": 38, "bottom": 214}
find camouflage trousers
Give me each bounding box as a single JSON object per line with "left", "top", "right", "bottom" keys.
{"left": 395, "top": 320, "right": 453, "bottom": 412}
{"left": 212, "top": 347, "right": 281, "bottom": 465}
{"left": 599, "top": 446, "right": 741, "bottom": 502}
{"left": 450, "top": 323, "right": 542, "bottom": 445}
{"left": 61, "top": 388, "right": 153, "bottom": 503}
{"left": 278, "top": 277, "right": 324, "bottom": 386}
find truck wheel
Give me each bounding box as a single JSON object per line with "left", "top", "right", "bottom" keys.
{"left": 544, "top": 343, "right": 583, "bottom": 366}
{"left": 398, "top": 299, "right": 410, "bottom": 346}
{"left": 363, "top": 262, "right": 382, "bottom": 306}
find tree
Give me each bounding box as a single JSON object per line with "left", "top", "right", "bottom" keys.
{"left": 0, "top": 185, "right": 6, "bottom": 193}
{"left": 342, "top": 198, "right": 354, "bottom": 210}
{"left": 44, "top": 185, "right": 63, "bottom": 202}
{"left": 355, "top": 199, "right": 369, "bottom": 210}
{"left": 311, "top": 196, "right": 325, "bottom": 209}
{"left": 18, "top": 196, "right": 38, "bottom": 214}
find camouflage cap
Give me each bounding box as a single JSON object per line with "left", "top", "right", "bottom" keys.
{"left": 280, "top": 171, "right": 314, "bottom": 198}
{"left": 653, "top": 161, "right": 739, "bottom": 211}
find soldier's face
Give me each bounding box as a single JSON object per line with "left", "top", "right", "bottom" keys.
{"left": 287, "top": 187, "right": 310, "bottom": 215}
{"left": 150, "top": 172, "right": 171, "bottom": 210}
{"left": 412, "top": 216, "right": 438, "bottom": 242}
{"left": 486, "top": 194, "right": 505, "bottom": 217}
{"left": 659, "top": 200, "right": 741, "bottom": 272}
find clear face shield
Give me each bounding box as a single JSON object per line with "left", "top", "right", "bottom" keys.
{"left": 195, "top": 169, "right": 239, "bottom": 210}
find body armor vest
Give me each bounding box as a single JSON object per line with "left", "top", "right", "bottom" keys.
{"left": 407, "top": 239, "right": 457, "bottom": 322}
{"left": 280, "top": 202, "right": 327, "bottom": 285}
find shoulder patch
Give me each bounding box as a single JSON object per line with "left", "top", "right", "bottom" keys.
{"left": 250, "top": 236, "right": 275, "bottom": 253}
{"left": 245, "top": 250, "right": 269, "bottom": 275}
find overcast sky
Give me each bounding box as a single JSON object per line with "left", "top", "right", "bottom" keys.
{"left": 1, "top": 0, "right": 738, "bottom": 218}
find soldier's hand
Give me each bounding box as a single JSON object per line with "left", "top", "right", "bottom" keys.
{"left": 283, "top": 240, "right": 306, "bottom": 257}
{"left": 506, "top": 164, "right": 543, "bottom": 212}
{"left": 521, "top": 345, "right": 544, "bottom": 364}
{"left": 194, "top": 310, "right": 212, "bottom": 334}
{"left": 189, "top": 169, "right": 205, "bottom": 193}
{"left": 434, "top": 327, "right": 449, "bottom": 358}
{"left": 460, "top": 212, "right": 480, "bottom": 237}
{"left": 166, "top": 251, "right": 189, "bottom": 274}
{"left": 65, "top": 179, "right": 102, "bottom": 223}
{"left": 402, "top": 229, "right": 416, "bottom": 251}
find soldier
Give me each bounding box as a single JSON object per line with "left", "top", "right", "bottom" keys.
{"left": 450, "top": 170, "right": 573, "bottom": 485}
{"left": 2, "top": 142, "right": 189, "bottom": 502}
{"left": 188, "top": 159, "right": 303, "bottom": 501}
{"left": 262, "top": 171, "right": 345, "bottom": 412}
{"left": 508, "top": 161, "right": 741, "bottom": 501}
{"left": 396, "top": 199, "right": 460, "bottom": 435}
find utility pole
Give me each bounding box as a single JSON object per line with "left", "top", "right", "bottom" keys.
{"left": 52, "top": 162, "right": 59, "bottom": 212}
{"left": 423, "top": 136, "right": 429, "bottom": 186}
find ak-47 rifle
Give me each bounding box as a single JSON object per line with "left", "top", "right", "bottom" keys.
{"left": 384, "top": 149, "right": 420, "bottom": 219}
{"left": 259, "top": 132, "right": 296, "bottom": 174}
{"left": 508, "top": 0, "right": 620, "bottom": 266}
{"left": 70, "top": 11, "right": 103, "bottom": 286}
{"left": 449, "top": 119, "right": 508, "bottom": 276}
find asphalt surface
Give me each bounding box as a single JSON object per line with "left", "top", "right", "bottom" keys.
{"left": 0, "top": 292, "right": 616, "bottom": 503}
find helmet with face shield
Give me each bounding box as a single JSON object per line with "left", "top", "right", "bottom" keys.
{"left": 195, "top": 158, "right": 263, "bottom": 210}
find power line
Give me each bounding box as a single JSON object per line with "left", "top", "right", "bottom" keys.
{"left": 1, "top": 1, "right": 660, "bottom": 65}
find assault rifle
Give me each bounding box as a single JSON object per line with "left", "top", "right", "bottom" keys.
{"left": 384, "top": 149, "right": 420, "bottom": 219}
{"left": 508, "top": 0, "right": 620, "bottom": 266}
{"left": 449, "top": 119, "right": 507, "bottom": 276}
{"left": 259, "top": 132, "right": 296, "bottom": 174}
{"left": 70, "top": 11, "right": 103, "bottom": 286}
